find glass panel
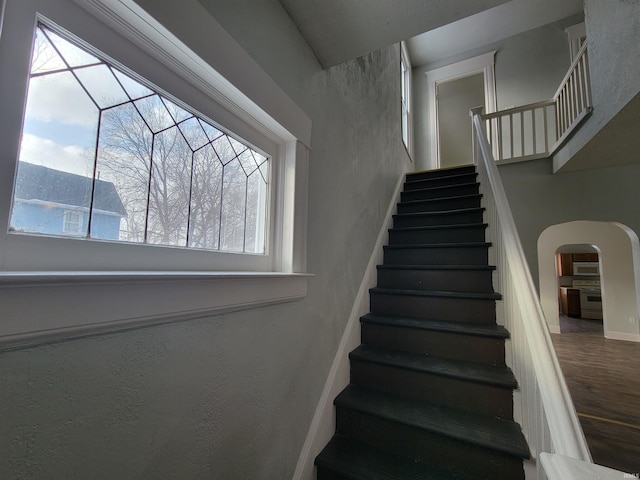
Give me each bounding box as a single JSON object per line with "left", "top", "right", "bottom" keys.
{"left": 112, "top": 69, "right": 154, "bottom": 101}
{"left": 134, "top": 95, "right": 174, "bottom": 133}
{"left": 45, "top": 28, "right": 100, "bottom": 68}
{"left": 257, "top": 157, "right": 269, "bottom": 183}
{"left": 228, "top": 136, "right": 248, "bottom": 156}
{"left": 219, "top": 160, "right": 246, "bottom": 252}
{"left": 10, "top": 62, "right": 98, "bottom": 237}
{"left": 95, "top": 102, "right": 152, "bottom": 243}
{"left": 189, "top": 145, "right": 223, "bottom": 250}
{"left": 212, "top": 135, "right": 237, "bottom": 165}
{"left": 146, "top": 126, "right": 191, "bottom": 246}
{"left": 245, "top": 171, "right": 267, "bottom": 254}
{"left": 31, "top": 27, "right": 67, "bottom": 74}
{"left": 23, "top": 71, "right": 99, "bottom": 132}
{"left": 162, "top": 98, "right": 193, "bottom": 124}
{"left": 178, "top": 117, "right": 209, "bottom": 151}
{"left": 200, "top": 120, "right": 223, "bottom": 142}
{"left": 237, "top": 149, "right": 258, "bottom": 176}
{"left": 74, "top": 64, "right": 130, "bottom": 109}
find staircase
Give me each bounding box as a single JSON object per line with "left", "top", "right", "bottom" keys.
{"left": 314, "top": 165, "right": 530, "bottom": 479}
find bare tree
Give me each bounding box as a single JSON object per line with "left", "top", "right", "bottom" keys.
{"left": 96, "top": 95, "right": 254, "bottom": 250}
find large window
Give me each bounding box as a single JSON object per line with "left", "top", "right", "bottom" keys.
{"left": 11, "top": 23, "right": 269, "bottom": 254}
{"left": 400, "top": 41, "right": 413, "bottom": 156}
{"left": 0, "top": 0, "right": 311, "bottom": 348}
{"left": 0, "top": 0, "right": 311, "bottom": 274}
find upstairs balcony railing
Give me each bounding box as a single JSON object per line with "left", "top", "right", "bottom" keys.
{"left": 483, "top": 42, "right": 592, "bottom": 163}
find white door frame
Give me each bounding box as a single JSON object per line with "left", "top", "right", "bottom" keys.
{"left": 425, "top": 51, "right": 497, "bottom": 170}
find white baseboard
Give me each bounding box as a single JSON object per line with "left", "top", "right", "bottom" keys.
{"left": 605, "top": 330, "right": 640, "bottom": 343}
{"left": 548, "top": 324, "right": 561, "bottom": 334}
{"left": 291, "top": 172, "right": 405, "bottom": 480}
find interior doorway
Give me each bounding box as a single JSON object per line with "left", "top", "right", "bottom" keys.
{"left": 424, "top": 51, "right": 496, "bottom": 170}
{"left": 436, "top": 73, "right": 485, "bottom": 168}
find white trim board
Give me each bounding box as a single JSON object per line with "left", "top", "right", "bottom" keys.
{"left": 425, "top": 51, "right": 497, "bottom": 170}
{"left": 292, "top": 171, "right": 407, "bottom": 480}
{"left": 0, "top": 273, "right": 310, "bottom": 351}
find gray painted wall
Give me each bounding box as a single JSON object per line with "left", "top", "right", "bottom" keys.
{"left": 499, "top": 158, "right": 640, "bottom": 288}
{"left": 0, "top": 1, "right": 410, "bottom": 478}
{"left": 413, "top": 15, "right": 580, "bottom": 169}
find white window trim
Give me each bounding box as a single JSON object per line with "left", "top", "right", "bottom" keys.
{"left": 400, "top": 41, "right": 413, "bottom": 159}
{"left": 0, "top": 0, "right": 311, "bottom": 349}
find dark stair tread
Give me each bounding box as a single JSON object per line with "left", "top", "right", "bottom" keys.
{"left": 370, "top": 287, "right": 501, "bottom": 301}
{"left": 399, "top": 193, "right": 482, "bottom": 205}
{"left": 403, "top": 182, "right": 479, "bottom": 194}
{"left": 404, "top": 172, "right": 477, "bottom": 187}
{"left": 389, "top": 223, "right": 488, "bottom": 233}
{"left": 335, "top": 384, "right": 530, "bottom": 459}
{"left": 350, "top": 345, "right": 517, "bottom": 389}
{"left": 406, "top": 165, "right": 476, "bottom": 182}
{"left": 360, "top": 313, "right": 508, "bottom": 339}
{"left": 315, "top": 435, "right": 468, "bottom": 480}
{"left": 384, "top": 242, "right": 491, "bottom": 250}
{"left": 393, "top": 207, "right": 485, "bottom": 218}
{"left": 377, "top": 264, "right": 496, "bottom": 272}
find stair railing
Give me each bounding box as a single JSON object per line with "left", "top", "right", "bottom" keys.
{"left": 482, "top": 42, "right": 592, "bottom": 164}
{"left": 471, "top": 107, "right": 592, "bottom": 473}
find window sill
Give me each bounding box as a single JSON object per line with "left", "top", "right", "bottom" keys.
{"left": 0, "top": 271, "right": 311, "bottom": 351}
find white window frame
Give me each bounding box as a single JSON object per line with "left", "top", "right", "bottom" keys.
{"left": 0, "top": 0, "right": 311, "bottom": 349}
{"left": 400, "top": 41, "right": 413, "bottom": 158}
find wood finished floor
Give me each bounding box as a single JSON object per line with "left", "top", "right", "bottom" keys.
{"left": 551, "top": 316, "right": 640, "bottom": 474}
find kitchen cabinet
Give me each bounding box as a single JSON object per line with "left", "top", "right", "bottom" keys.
{"left": 557, "top": 253, "right": 599, "bottom": 276}
{"left": 572, "top": 253, "right": 599, "bottom": 262}
{"left": 560, "top": 287, "right": 581, "bottom": 317}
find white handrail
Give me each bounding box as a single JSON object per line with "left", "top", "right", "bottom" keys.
{"left": 471, "top": 108, "right": 591, "bottom": 466}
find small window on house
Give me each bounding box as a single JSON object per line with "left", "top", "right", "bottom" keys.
{"left": 62, "top": 210, "right": 83, "bottom": 235}
{"left": 9, "top": 22, "right": 270, "bottom": 254}
{"left": 400, "top": 42, "right": 412, "bottom": 155}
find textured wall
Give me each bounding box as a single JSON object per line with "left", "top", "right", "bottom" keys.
{"left": 0, "top": 1, "right": 410, "bottom": 478}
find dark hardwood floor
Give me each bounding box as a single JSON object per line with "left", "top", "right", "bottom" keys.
{"left": 551, "top": 316, "right": 640, "bottom": 474}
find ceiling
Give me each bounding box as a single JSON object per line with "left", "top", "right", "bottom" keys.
{"left": 277, "top": 0, "right": 584, "bottom": 68}
{"left": 407, "top": 0, "right": 584, "bottom": 67}
{"left": 277, "top": 0, "right": 510, "bottom": 68}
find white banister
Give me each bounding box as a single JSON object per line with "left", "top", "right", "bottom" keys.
{"left": 481, "top": 42, "right": 592, "bottom": 164}
{"left": 471, "top": 108, "right": 593, "bottom": 476}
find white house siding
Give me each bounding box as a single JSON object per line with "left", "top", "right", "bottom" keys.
{"left": 0, "top": 1, "right": 410, "bottom": 479}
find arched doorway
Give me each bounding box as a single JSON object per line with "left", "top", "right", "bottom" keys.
{"left": 538, "top": 221, "right": 640, "bottom": 342}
